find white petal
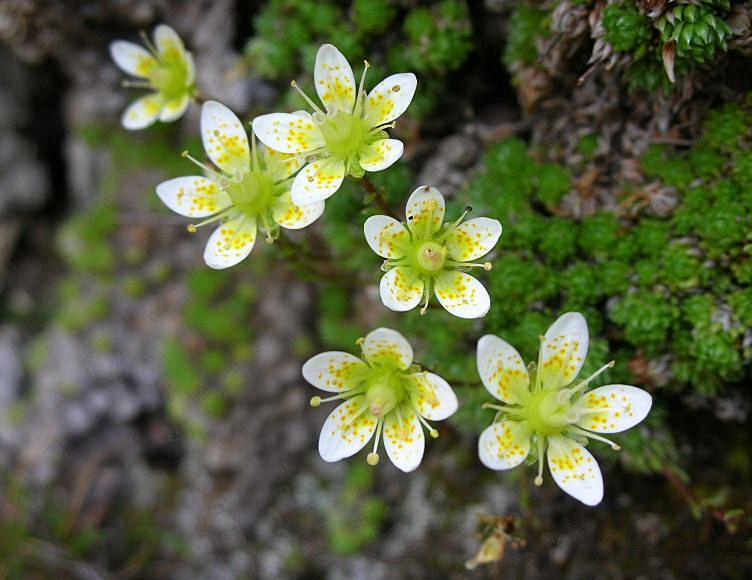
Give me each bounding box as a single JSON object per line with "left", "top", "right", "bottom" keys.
{"left": 263, "top": 146, "right": 306, "bottom": 181}
{"left": 109, "top": 41, "right": 157, "bottom": 78}
{"left": 154, "top": 24, "right": 185, "bottom": 56}
{"left": 405, "top": 186, "right": 445, "bottom": 237}
{"left": 121, "top": 93, "right": 162, "bottom": 130}
{"left": 364, "top": 215, "right": 409, "bottom": 259}
{"left": 158, "top": 94, "right": 190, "bottom": 123}
{"left": 314, "top": 43, "right": 356, "bottom": 115}
{"left": 383, "top": 410, "right": 425, "bottom": 472}
{"left": 412, "top": 373, "right": 458, "bottom": 421}
{"left": 446, "top": 217, "right": 503, "bottom": 262}
{"left": 547, "top": 436, "right": 603, "bottom": 506}
{"left": 476, "top": 335, "right": 530, "bottom": 404}
{"left": 203, "top": 214, "right": 257, "bottom": 269}
{"left": 201, "top": 100, "right": 250, "bottom": 176}
{"left": 364, "top": 73, "right": 417, "bottom": 126}
{"left": 272, "top": 191, "right": 325, "bottom": 230}
{"left": 575, "top": 385, "right": 652, "bottom": 434}
{"left": 155, "top": 176, "right": 231, "bottom": 218}
{"left": 539, "top": 312, "right": 589, "bottom": 390}
{"left": 361, "top": 327, "right": 413, "bottom": 370}
{"left": 359, "top": 138, "right": 403, "bottom": 172}
{"left": 302, "top": 352, "right": 368, "bottom": 393}
{"left": 291, "top": 157, "right": 345, "bottom": 205}
{"left": 478, "top": 420, "right": 531, "bottom": 470}
{"left": 318, "top": 397, "right": 377, "bottom": 462}
{"left": 434, "top": 271, "right": 490, "bottom": 319}
{"left": 252, "top": 113, "right": 324, "bottom": 154}
{"left": 379, "top": 267, "right": 424, "bottom": 312}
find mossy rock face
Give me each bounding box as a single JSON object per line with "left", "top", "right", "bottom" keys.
{"left": 2, "top": 0, "right": 752, "bottom": 578}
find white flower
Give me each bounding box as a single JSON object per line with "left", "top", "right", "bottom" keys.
{"left": 364, "top": 186, "right": 502, "bottom": 319}
{"left": 110, "top": 24, "right": 196, "bottom": 130}
{"left": 477, "top": 312, "right": 653, "bottom": 506}
{"left": 155, "top": 101, "right": 324, "bottom": 269}
{"left": 303, "top": 328, "right": 458, "bottom": 472}
{"left": 252, "top": 44, "right": 417, "bottom": 206}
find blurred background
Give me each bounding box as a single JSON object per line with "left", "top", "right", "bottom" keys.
{"left": 0, "top": 0, "right": 751, "bottom": 578}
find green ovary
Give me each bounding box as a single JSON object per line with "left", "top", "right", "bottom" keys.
{"left": 149, "top": 56, "right": 191, "bottom": 99}
{"left": 414, "top": 241, "right": 447, "bottom": 273}
{"left": 225, "top": 171, "right": 276, "bottom": 218}
{"left": 363, "top": 370, "right": 409, "bottom": 418}
{"left": 319, "top": 112, "right": 370, "bottom": 159}
{"left": 523, "top": 390, "right": 573, "bottom": 436}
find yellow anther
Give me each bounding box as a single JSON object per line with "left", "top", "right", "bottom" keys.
{"left": 187, "top": 224, "right": 197, "bottom": 233}
{"left": 367, "top": 452, "right": 380, "bottom": 466}
{"left": 310, "top": 396, "right": 322, "bottom": 407}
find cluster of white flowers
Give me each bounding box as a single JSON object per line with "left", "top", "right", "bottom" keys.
{"left": 111, "top": 26, "right": 653, "bottom": 506}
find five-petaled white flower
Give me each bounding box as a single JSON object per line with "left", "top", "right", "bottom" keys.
{"left": 155, "top": 101, "right": 324, "bottom": 269}
{"left": 303, "top": 328, "right": 458, "bottom": 472}
{"left": 364, "top": 186, "right": 502, "bottom": 319}
{"left": 110, "top": 24, "right": 196, "bottom": 130}
{"left": 477, "top": 312, "right": 652, "bottom": 506}
{"left": 252, "top": 43, "right": 417, "bottom": 206}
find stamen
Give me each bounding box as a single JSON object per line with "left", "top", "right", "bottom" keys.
{"left": 353, "top": 60, "right": 370, "bottom": 116}
{"left": 534, "top": 437, "right": 545, "bottom": 486}
{"left": 437, "top": 206, "right": 472, "bottom": 243}
{"left": 367, "top": 417, "right": 384, "bottom": 465}
{"left": 139, "top": 30, "right": 160, "bottom": 58}
{"left": 181, "top": 150, "right": 224, "bottom": 181}
{"left": 569, "top": 361, "right": 615, "bottom": 396}
{"left": 534, "top": 335, "right": 547, "bottom": 392}
{"left": 419, "top": 290, "right": 430, "bottom": 316}
{"left": 445, "top": 260, "right": 493, "bottom": 270}
{"left": 187, "top": 207, "right": 234, "bottom": 232}
{"left": 483, "top": 403, "right": 525, "bottom": 418}
{"left": 414, "top": 411, "right": 439, "bottom": 438}
{"left": 370, "top": 121, "right": 396, "bottom": 133}
{"left": 121, "top": 80, "right": 152, "bottom": 89}
{"left": 251, "top": 132, "right": 260, "bottom": 173}
{"left": 568, "top": 426, "right": 621, "bottom": 450}
{"left": 290, "top": 80, "right": 324, "bottom": 115}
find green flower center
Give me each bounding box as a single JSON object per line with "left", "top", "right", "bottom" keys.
{"left": 149, "top": 50, "right": 191, "bottom": 99}
{"left": 365, "top": 380, "right": 404, "bottom": 417}
{"left": 414, "top": 240, "right": 447, "bottom": 273}
{"left": 225, "top": 171, "right": 276, "bottom": 217}
{"left": 523, "top": 390, "right": 574, "bottom": 436}
{"left": 319, "top": 111, "right": 370, "bottom": 158}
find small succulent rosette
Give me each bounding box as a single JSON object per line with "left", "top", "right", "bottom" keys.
{"left": 155, "top": 101, "right": 324, "bottom": 269}
{"left": 110, "top": 24, "right": 196, "bottom": 130}
{"left": 364, "top": 186, "right": 502, "bottom": 318}
{"left": 303, "top": 328, "right": 458, "bottom": 472}
{"left": 477, "top": 312, "right": 652, "bottom": 506}
{"left": 253, "top": 43, "right": 416, "bottom": 205}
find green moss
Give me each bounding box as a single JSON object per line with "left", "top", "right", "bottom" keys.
{"left": 657, "top": 4, "right": 732, "bottom": 65}
{"left": 402, "top": 0, "right": 472, "bottom": 74}
{"left": 503, "top": 6, "right": 548, "bottom": 69}
{"left": 352, "top": 0, "right": 396, "bottom": 35}
{"left": 327, "top": 463, "right": 388, "bottom": 555}
{"left": 603, "top": 2, "right": 653, "bottom": 56}
{"left": 162, "top": 338, "right": 201, "bottom": 395}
